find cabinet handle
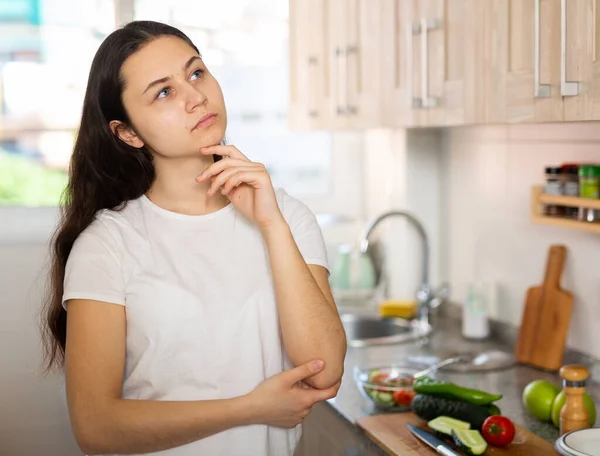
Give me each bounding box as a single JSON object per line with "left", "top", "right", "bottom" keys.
{"left": 420, "top": 18, "right": 439, "bottom": 108}
{"left": 335, "top": 47, "right": 348, "bottom": 115}
{"left": 407, "top": 22, "right": 422, "bottom": 108}
{"left": 534, "top": 0, "right": 551, "bottom": 97}
{"left": 345, "top": 45, "right": 358, "bottom": 115}
{"left": 560, "top": 0, "right": 579, "bottom": 96}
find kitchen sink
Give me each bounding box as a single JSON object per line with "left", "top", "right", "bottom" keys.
{"left": 341, "top": 313, "right": 432, "bottom": 348}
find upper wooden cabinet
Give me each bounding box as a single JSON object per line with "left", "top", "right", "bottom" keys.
{"left": 462, "top": 0, "right": 600, "bottom": 125}
{"left": 288, "top": 0, "right": 600, "bottom": 130}
{"left": 288, "top": 0, "right": 330, "bottom": 130}
{"left": 379, "top": 0, "right": 468, "bottom": 128}
{"left": 289, "top": 0, "right": 383, "bottom": 130}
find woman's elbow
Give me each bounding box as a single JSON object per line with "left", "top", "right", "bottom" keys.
{"left": 71, "top": 411, "right": 112, "bottom": 455}
{"left": 308, "top": 364, "right": 344, "bottom": 390}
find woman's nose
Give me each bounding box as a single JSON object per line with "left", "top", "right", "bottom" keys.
{"left": 184, "top": 85, "right": 207, "bottom": 112}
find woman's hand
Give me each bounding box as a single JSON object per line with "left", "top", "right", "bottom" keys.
{"left": 196, "top": 145, "right": 284, "bottom": 231}
{"left": 245, "top": 359, "right": 339, "bottom": 429}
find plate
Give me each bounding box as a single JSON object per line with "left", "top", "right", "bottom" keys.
{"left": 557, "top": 428, "right": 600, "bottom": 456}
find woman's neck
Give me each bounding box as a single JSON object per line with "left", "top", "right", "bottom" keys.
{"left": 146, "top": 155, "right": 229, "bottom": 216}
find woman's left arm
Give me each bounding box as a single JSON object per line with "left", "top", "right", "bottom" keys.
{"left": 261, "top": 220, "right": 346, "bottom": 390}
{"left": 197, "top": 145, "right": 346, "bottom": 390}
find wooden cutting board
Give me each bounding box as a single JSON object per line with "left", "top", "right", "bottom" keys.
{"left": 356, "top": 412, "right": 558, "bottom": 455}
{"left": 514, "top": 245, "right": 574, "bottom": 371}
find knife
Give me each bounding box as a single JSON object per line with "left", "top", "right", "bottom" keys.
{"left": 406, "top": 424, "right": 462, "bottom": 456}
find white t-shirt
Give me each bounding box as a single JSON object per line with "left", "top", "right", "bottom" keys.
{"left": 62, "top": 188, "right": 328, "bottom": 456}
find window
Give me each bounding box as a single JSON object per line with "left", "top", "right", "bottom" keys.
{"left": 1, "top": 0, "right": 363, "bottom": 243}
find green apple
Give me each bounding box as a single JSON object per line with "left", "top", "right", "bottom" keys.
{"left": 523, "top": 380, "right": 561, "bottom": 421}
{"left": 551, "top": 390, "right": 596, "bottom": 428}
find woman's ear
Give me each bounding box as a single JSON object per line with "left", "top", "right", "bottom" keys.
{"left": 109, "top": 120, "right": 145, "bottom": 148}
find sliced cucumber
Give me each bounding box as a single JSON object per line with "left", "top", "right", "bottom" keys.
{"left": 427, "top": 416, "right": 470, "bottom": 436}
{"left": 375, "top": 391, "right": 394, "bottom": 406}
{"left": 452, "top": 429, "right": 488, "bottom": 456}
{"left": 367, "top": 369, "right": 381, "bottom": 382}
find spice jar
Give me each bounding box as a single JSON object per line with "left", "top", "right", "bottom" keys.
{"left": 544, "top": 167, "right": 564, "bottom": 217}
{"left": 579, "top": 165, "right": 600, "bottom": 222}
{"left": 562, "top": 164, "right": 579, "bottom": 219}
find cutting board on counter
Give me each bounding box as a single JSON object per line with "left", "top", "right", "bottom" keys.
{"left": 356, "top": 412, "right": 558, "bottom": 455}
{"left": 514, "top": 245, "right": 574, "bottom": 371}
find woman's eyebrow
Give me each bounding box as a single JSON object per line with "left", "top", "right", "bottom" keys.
{"left": 142, "top": 55, "right": 202, "bottom": 95}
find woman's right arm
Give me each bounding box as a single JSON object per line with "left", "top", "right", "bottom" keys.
{"left": 65, "top": 299, "right": 336, "bottom": 455}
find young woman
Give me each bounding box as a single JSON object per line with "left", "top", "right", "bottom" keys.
{"left": 41, "top": 20, "right": 346, "bottom": 456}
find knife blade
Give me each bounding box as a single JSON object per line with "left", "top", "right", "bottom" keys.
{"left": 406, "top": 424, "right": 462, "bottom": 456}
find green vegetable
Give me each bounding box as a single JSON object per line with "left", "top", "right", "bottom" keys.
{"left": 427, "top": 416, "right": 470, "bottom": 436}
{"left": 487, "top": 403, "right": 502, "bottom": 416}
{"left": 452, "top": 429, "right": 488, "bottom": 455}
{"left": 411, "top": 394, "right": 491, "bottom": 429}
{"left": 414, "top": 376, "right": 502, "bottom": 406}
{"left": 367, "top": 369, "right": 381, "bottom": 382}
{"left": 376, "top": 392, "right": 394, "bottom": 405}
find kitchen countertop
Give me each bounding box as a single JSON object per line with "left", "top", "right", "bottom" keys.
{"left": 325, "top": 303, "right": 600, "bottom": 448}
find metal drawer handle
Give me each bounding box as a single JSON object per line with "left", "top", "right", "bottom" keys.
{"left": 560, "top": 0, "right": 579, "bottom": 96}
{"left": 534, "top": 0, "right": 551, "bottom": 97}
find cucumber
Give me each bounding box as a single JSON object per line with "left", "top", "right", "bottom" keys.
{"left": 452, "top": 429, "right": 488, "bottom": 455}
{"left": 367, "top": 369, "right": 381, "bottom": 382}
{"left": 375, "top": 391, "right": 394, "bottom": 406}
{"left": 427, "top": 416, "right": 470, "bottom": 436}
{"left": 411, "top": 394, "right": 491, "bottom": 429}
{"left": 487, "top": 403, "right": 502, "bottom": 416}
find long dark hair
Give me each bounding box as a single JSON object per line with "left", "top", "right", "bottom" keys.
{"left": 41, "top": 21, "right": 209, "bottom": 372}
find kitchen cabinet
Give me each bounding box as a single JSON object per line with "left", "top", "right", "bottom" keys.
{"left": 295, "top": 402, "right": 385, "bottom": 456}
{"left": 289, "top": 0, "right": 600, "bottom": 129}
{"left": 288, "top": 0, "right": 383, "bottom": 130}
{"left": 380, "top": 0, "right": 468, "bottom": 128}
{"left": 468, "top": 0, "right": 600, "bottom": 125}
{"left": 562, "top": 0, "right": 600, "bottom": 121}
{"left": 471, "top": 0, "right": 563, "bottom": 124}
{"left": 289, "top": 0, "right": 330, "bottom": 130}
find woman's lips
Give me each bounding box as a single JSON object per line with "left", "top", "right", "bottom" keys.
{"left": 193, "top": 113, "right": 217, "bottom": 130}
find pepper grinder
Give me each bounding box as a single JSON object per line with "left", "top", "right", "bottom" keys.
{"left": 559, "top": 364, "right": 590, "bottom": 435}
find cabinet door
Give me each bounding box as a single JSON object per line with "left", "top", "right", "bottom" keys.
{"left": 563, "top": 0, "right": 600, "bottom": 121}
{"left": 504, "top": 0, "right": 563, "bottom": 123}
{"left": 326, "top": 0, "right": 383, "bottom": 129}
{"left": 380, "top": 0, "right": 424, "bottom": 127}
{"left": 288, "top": 0, "right": 331, "bottom": 130}
{"left": 420, "top": 0, "right": 467, "bottom": 126}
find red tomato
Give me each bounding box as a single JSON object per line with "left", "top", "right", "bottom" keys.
{"left": 481, "top": 415, "right": 515, "bottom": 447}
{"left": 370, "top": 373, "right": 389, "bottom": 385}
{"left": 392, "top": 389, "right": 416, "bottom": 406}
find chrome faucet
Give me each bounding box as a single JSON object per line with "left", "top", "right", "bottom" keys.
{"left": 358, "top": 210, "right": 448, "bottom": 326}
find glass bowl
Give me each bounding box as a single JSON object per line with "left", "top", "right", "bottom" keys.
{"left": 353, "top": 363, "right": 433, "bottom": 412}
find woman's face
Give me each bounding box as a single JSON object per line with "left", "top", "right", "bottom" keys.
{"left": 116, "top": 35, "right": 227, "bottom": 158}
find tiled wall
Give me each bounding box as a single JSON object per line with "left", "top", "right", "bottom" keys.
{"left": 443, "top": 123, "right": 600, "bottom": 358}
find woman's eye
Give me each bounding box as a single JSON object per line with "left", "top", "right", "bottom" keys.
{"left": 190, "top": 69, "right": 204, "bottom": 81}
{"left": 156, "top": 87, "right": 170, "bottom": 99}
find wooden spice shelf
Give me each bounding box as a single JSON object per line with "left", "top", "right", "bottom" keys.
{"left": 531, "top": 185, "right": 600, "bottom": 234}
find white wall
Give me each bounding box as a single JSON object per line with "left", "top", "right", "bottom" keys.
{"left": 0, "top": 244, "right": 82, "bottom": 456}
{"left": 443, "top": 123, "right": 600, "bottom": 358}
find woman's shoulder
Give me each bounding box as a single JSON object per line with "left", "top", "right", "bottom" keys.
{"left": 274, "top": 188, "right": 311, "bottom": 214}
{"left": 77, "top": 198, "right": 143, "bottom": 248}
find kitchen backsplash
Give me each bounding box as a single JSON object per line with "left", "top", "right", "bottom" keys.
{"left": 442, "top": 123, "right": 600, "bottom": 359}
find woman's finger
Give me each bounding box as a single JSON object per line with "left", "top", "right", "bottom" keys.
{"left": 207, "top": 166, "right": 257, "bottom": 195}
{"left": 196, "top": 158, "right": 257, "bottom": 182}
{"left": 221, "top": 169, "right": 270, "bottom": 195}
{"left": 200, "top": 144, "right": 248, "bottom": 161}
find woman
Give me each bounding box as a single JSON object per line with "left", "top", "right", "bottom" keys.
{"left": 41, "top": 20, "right": 346, "bottom": 456}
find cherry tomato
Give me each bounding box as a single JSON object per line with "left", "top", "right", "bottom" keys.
{"left": 370, "top": 373, "right": 389, "bottom": 386}
{"left": 392, "top": 389, "right": 416, "bottom": 406}
{"left": 481, "top": 415, "right": 515, "bottom": 447}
